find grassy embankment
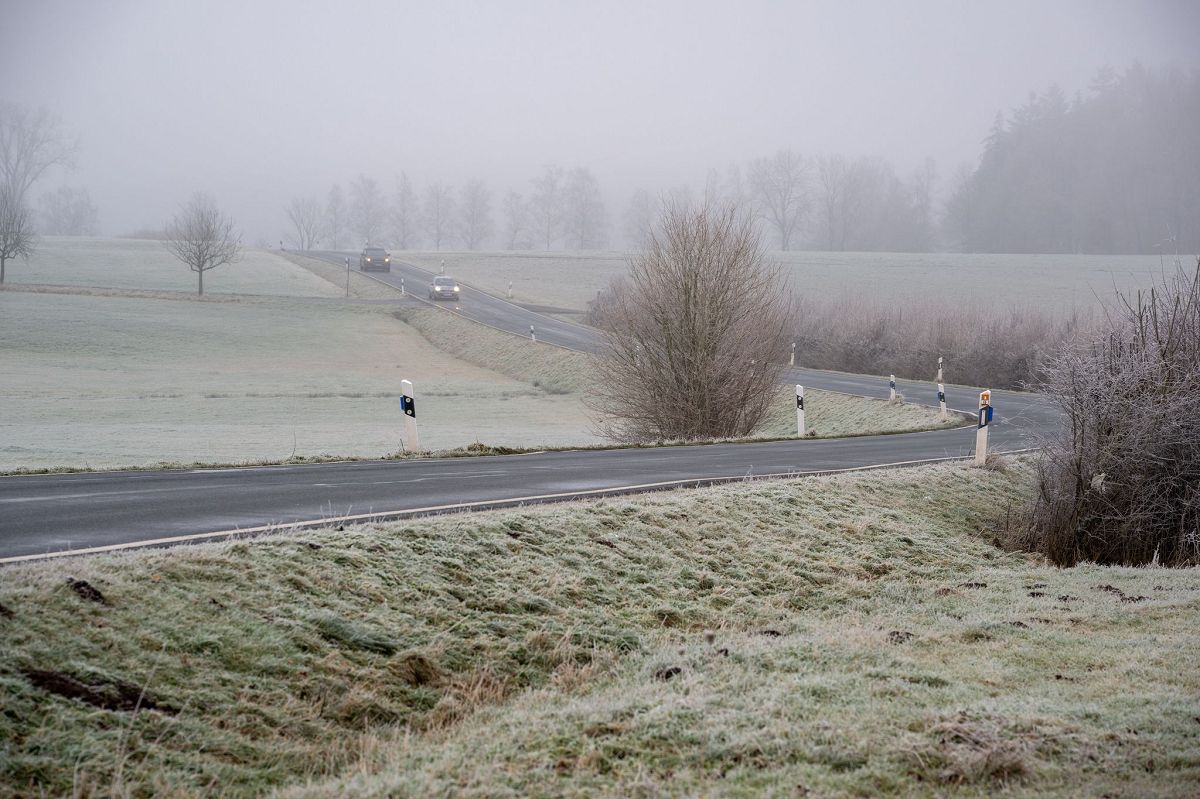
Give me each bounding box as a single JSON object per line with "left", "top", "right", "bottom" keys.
{"left": 1, "top": 458, "right": 1197, "bottom": 797}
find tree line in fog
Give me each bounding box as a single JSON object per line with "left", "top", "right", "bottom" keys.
{"left": 288, "top": 152, "right": 941, "bottom": 254}
{"left": 287, "top": 166, "right": 609, "bottom": 253}
{"left": 945, "top": 64, "right": 1200, "bottom": 254}
{"left": 10, "top": 62, "right": 1196, "bottom": 256}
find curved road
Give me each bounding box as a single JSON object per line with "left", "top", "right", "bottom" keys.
{"left": 0, "top": 254, "right": 1056, "bottom": 562}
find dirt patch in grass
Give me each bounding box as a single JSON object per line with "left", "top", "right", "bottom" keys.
{"left": 22, "top": 668, "right": 176, "bottom": 714}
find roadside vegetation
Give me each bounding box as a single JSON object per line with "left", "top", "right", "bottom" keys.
{"left": 1013, "top": 259, "right": 1200, "bottom": 566}
{"left": 789, "top": 294, "right": 1097, "bottom": 390}
{"left": 2, "top": 459, "right": 1197, "bottom": 797}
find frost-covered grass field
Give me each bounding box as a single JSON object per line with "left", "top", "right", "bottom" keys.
{"left": 2, "top": 459, "right": 1197, "bottom": 797}
{"left": 0, "top": 291, "right": 600, "bottom": 470}
{"left": 7, "top": 237, "right": 341, "bottom": 297}
{"left": 399, "top": 250, "right": 1171, "bottom": 313}
{"left": 1, "top": 276, "right": 950, "bottom": 470}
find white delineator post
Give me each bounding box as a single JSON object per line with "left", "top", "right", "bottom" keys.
{"left": 344, "top": 257, "right": 350, "bottom": 298}
{"left": 440, "top": 258, "right": 445, "bottom": 275}
{"left": 937, "top": 356, "right": 943, "bottom": 383}
{"left": 889, "top": 375, "right": 897, "bottom": 402}
{"left": 974, "top": 389, "right": 992, "bottom": 466}
{"left": 401, "top": 379, "right": 420, "bottom": 452}
{"left": 507, "top": 281, "right": 513, "bottom": 299}
{"left": 938, "top": 382, "right": 948, "bottom": 421}
{"left": 795, "top": 384, "right": 806, "bottom": 436}
{"left": 530, "top": 325, "right": 536, "bottom": 342}
{"left": 400, "top": 277, "right": 405, "bottom": 296}
{"left": 790, "top": 342, "right": 796, "bottom": 366}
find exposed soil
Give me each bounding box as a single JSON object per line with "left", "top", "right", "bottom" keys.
{"left": 22, "top": 668, "right": 175, "bottom": 714}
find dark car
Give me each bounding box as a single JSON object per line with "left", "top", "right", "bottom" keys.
{"left": 428, "top": 276, "right": 461, "bottom": 301}
{"left": 359, "top": 247, "right": 390, "bottom": 272}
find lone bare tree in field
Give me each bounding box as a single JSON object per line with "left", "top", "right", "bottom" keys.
{"left": 749, "top": 149, "right": 808, "bottom": 250}
{"left": 458, "top": 179, "right": 493, "bottom": 249}
{"left": 165, "top": 193, "right": 240, "bottom": 296}
{"left": 502, "top": 190, "right": 529, "bottom": 249}
{"left": 591, "top": 202, "right": 794, "bottom": 441}
{"left": 0, "top": 187, "right": 35, "bottom": 283}
{"left": 563, "top": 167, "right": 606, "bottom": 250}
{"left": 325, "top": 184, "right": 346, "bottom": 250}
{"left": 530, "top": 165, "right": 563, "bottom": 250}
{"left": 1, "top": 103, "right": 77, "bottom": 274}
{"left": 349, "top": 175, "right": 386, "bottom": 245}
{"left": 0, "top": 102, "right": 76, "bottom": 203}
{"left": 423, "top": 182, "right": 455, "bottom": 250}
{"left": 391, "top": 172, "right": 419, "bottom": 249}
{"left": 284, "top": 196, "right": 322, "bottom": 250}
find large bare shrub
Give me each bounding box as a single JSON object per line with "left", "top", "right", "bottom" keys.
{"left": 164, "top": 193, "right": 240, "bottom": 296}
{"left": 591, "top": 202, "right": 793, "bottom": 441}
{"left": 1014, "top": 259, "right": 1200, "bottom": 566}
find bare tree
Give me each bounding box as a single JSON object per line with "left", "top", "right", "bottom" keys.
{"left": 284, "top": 196, "right": 322, "bottom": 250}
{"left": 0, "top": 187, "right": 35, "bottom": 283}
{"left": 422, "top": 182, "right": 456, "bottom": 250}
{"left": 458, "top": 179, "right": 493, "bottom": 250}
{"left": 591, "top": 201, "right": 794, "bottom": 441}
{"left": 38, "top": 186, "right": 98, "bottom": 236}
{"left": 164, "top": 193, "right": 240, "bottom": 296}
{"left": 349, "top": 175, "right": 386, "bottom": 246}
{"left": 325, "top": 184, "right": 346, "bottom": 250}
{"left": 563, "top": 167, "right": 606, "bottom": 250}
{"left": 0, "top": 102, "right": 77, "bottom": 203}
{"left": 622, "top": 188, "right": 654, "bottom": 250}
{"left": 529, "top": 165, "right": 563, "bottom": 250}
{"left": 391, "top": 172, "right": 419, "bottom": 249}
{"left": 502, "top": 190, "right": 530, "bottom": 250}
{"left": 748, "top": 149, "right": 809, "bottom": 250}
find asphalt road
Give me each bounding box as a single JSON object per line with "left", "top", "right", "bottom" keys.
{"left": 309, "top": 251, "right": 600, "bottom": 351}
{"left": 0, "top": 254, "right": 1057, "bottom": 562}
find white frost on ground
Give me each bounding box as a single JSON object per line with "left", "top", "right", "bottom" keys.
{"left": 8, "top": 237, "right": 342, "bottom": 297}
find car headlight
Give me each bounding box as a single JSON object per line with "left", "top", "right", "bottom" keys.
{"left": 385, "top": 257, "right": 390, "bottom": 262}
{"left": 453, "top": 286, "right": 460, "bottom": 292}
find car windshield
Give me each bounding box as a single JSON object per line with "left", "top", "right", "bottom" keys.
{"left": 364, "top": 248, "right": 386, "bottom": 255}
{"left": 434, "top": 278, "right": 456, "bottom": 286}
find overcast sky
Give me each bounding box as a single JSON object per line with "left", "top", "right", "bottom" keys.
{"left": 3, "top": 0, "right": 1198, "bottom": 242}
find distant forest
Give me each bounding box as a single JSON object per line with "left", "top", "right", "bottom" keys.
{"left": 277, "top": 64, "right": 1199, "bottom": 255}
{"left": 945, "top": 64, "right": 1200, "bottom": 254}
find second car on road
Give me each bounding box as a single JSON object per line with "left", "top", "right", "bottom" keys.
{"left": 429, "top": 276, "right": 461, "bottom": 300}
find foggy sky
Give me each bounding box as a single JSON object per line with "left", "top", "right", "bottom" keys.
{"left": 3, "top": 0, "right": 1198, "bottom": 243}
